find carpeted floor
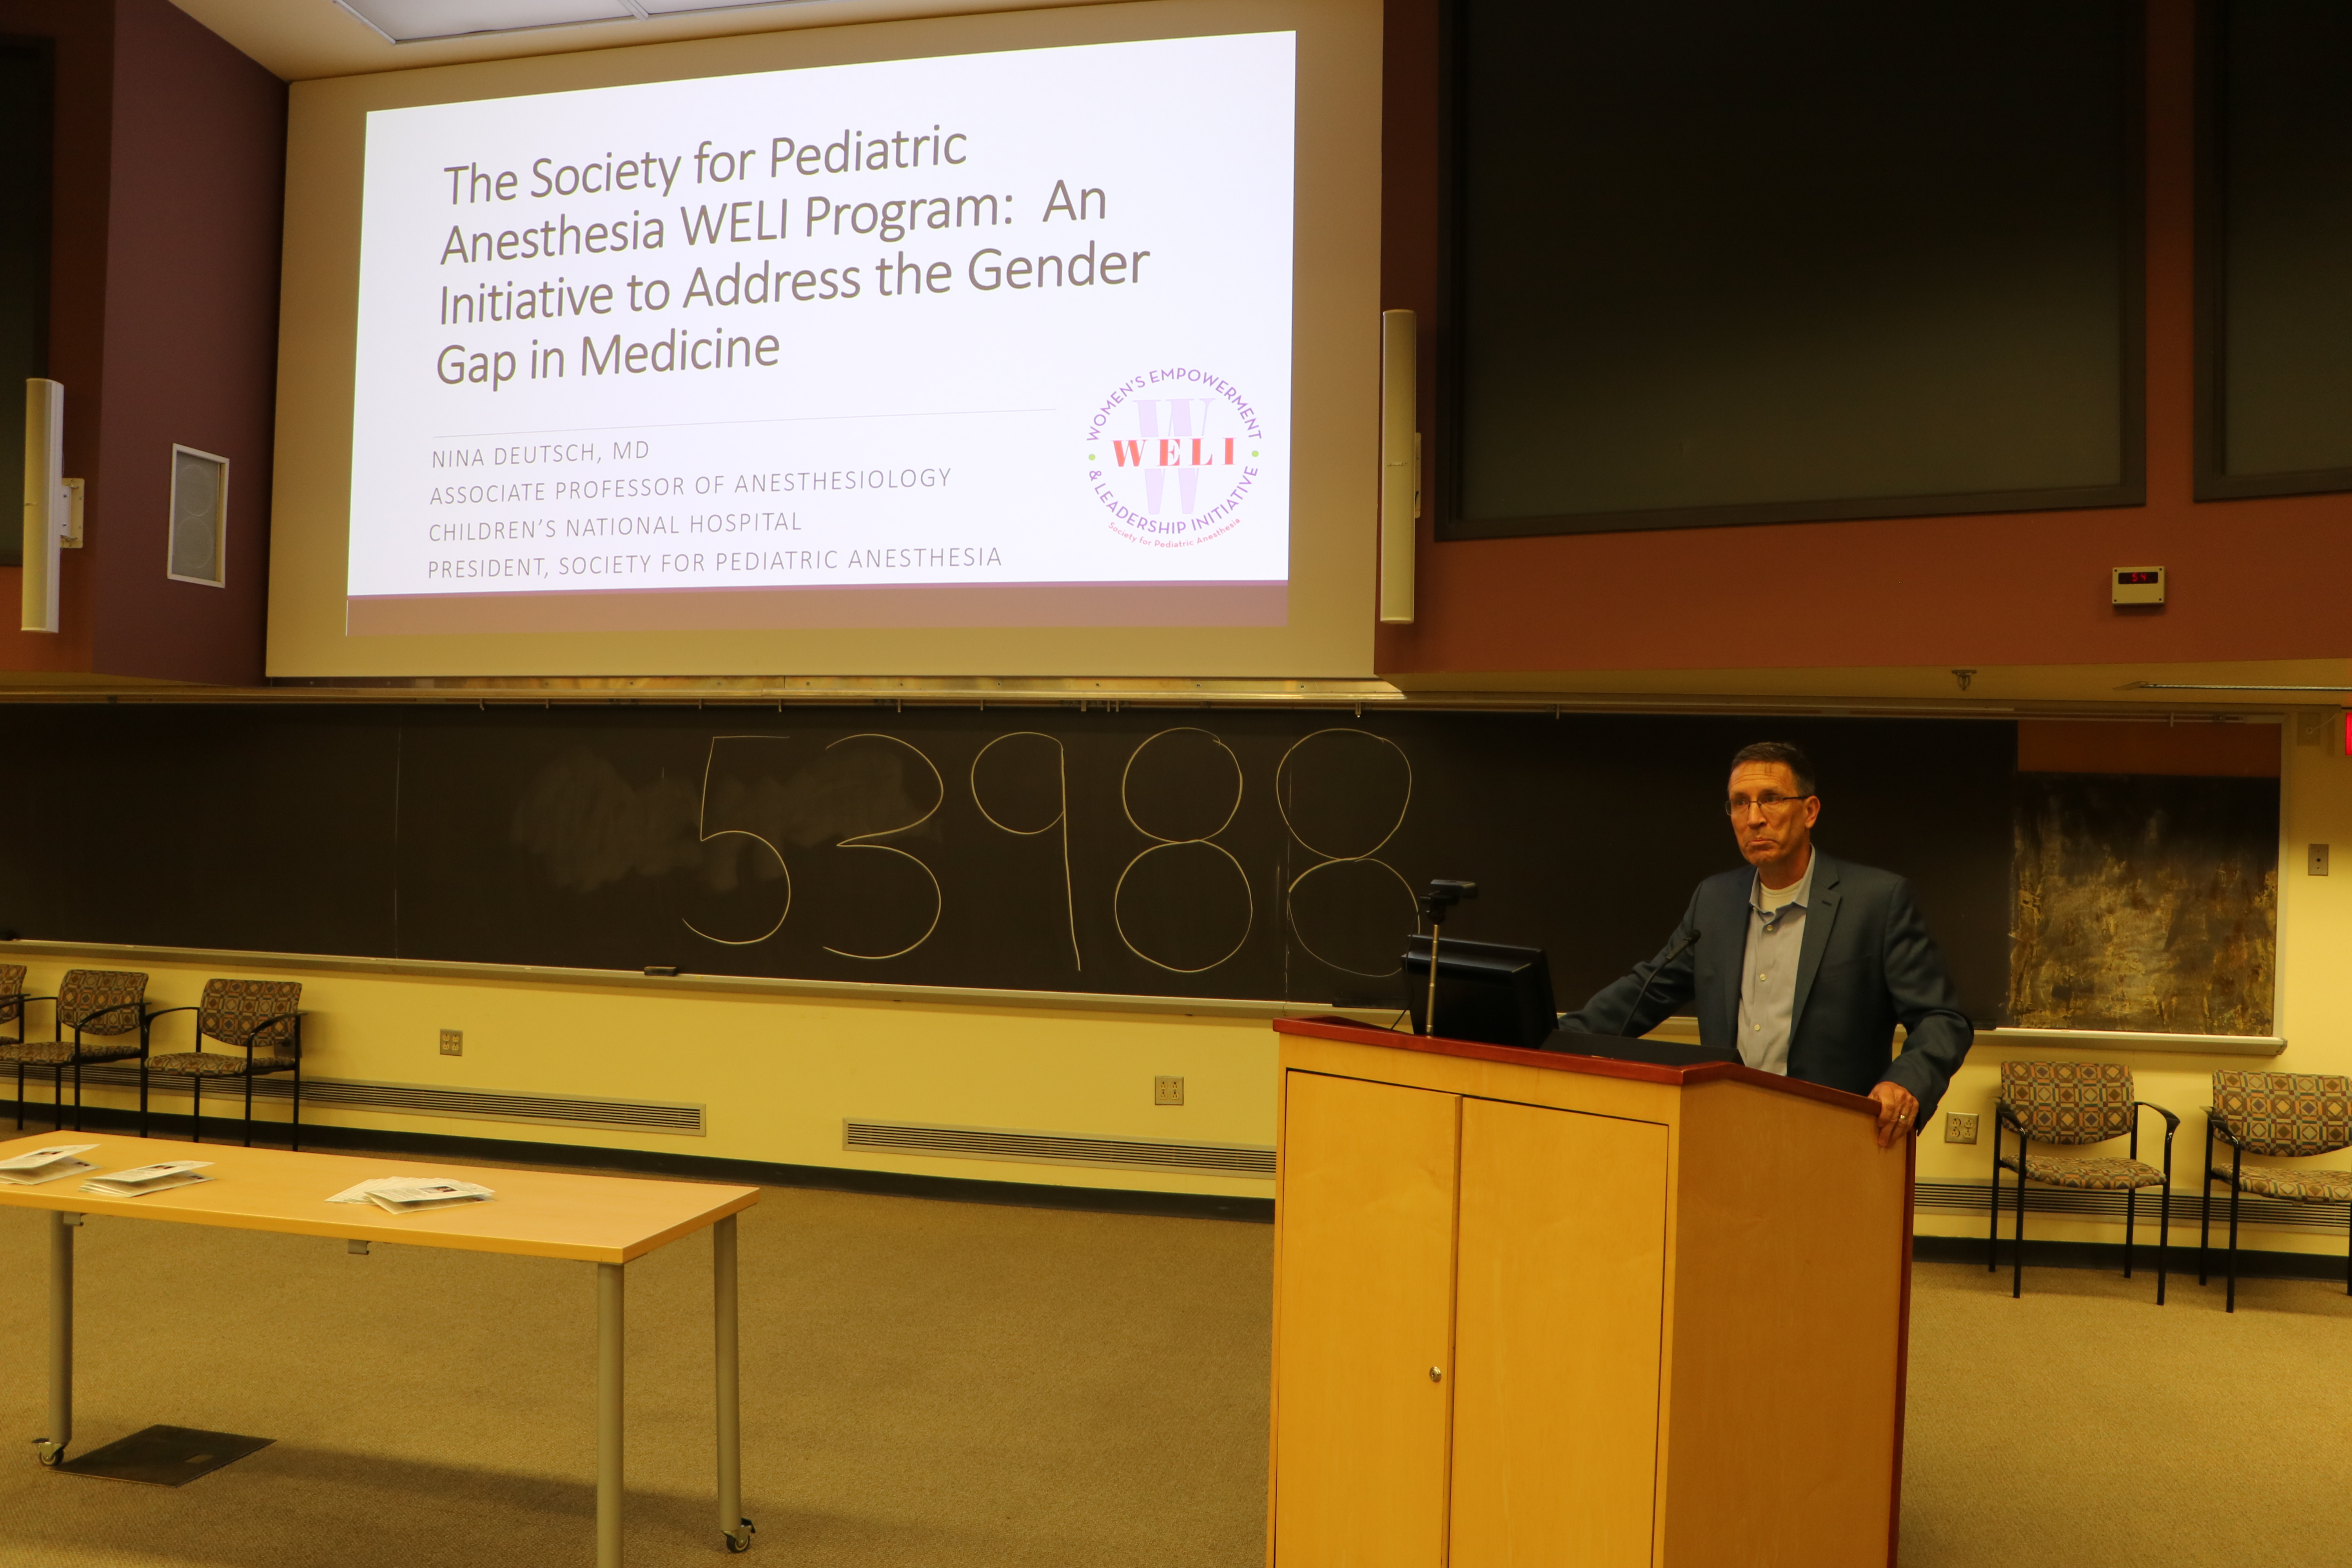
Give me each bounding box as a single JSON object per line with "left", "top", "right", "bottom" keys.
{"left": 1897, "top": 1254, "right": 2352, "bottom": 1568}
{"left": 3, "top": 1174, "right": 2349, "bottom": 1568}
{"left": 0, "top": 1178, "right": 1273, "bottom": 1568}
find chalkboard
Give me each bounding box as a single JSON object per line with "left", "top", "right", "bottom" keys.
{"left": 0, "top": 705, "right": 2015, "bottom": 1019}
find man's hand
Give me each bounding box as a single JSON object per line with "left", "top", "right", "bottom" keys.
{"left": 1868, "top": 1082, "right": 1920, "bottom": 1149}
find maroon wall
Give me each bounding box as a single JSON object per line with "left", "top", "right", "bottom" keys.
{"left": 0, "top": 0, "right": 112, "bottom": 674}
{"left": 0, "top": 0, "right": 281, "bottom": 685}
{"left": 1374, "top": 0, "right": 2352, "bottom": 681}
{"left": 90, "top": 0, "right": 284, "bottom": 683}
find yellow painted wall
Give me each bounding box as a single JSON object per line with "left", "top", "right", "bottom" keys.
{"left": 7, "top": 951, "right": 1278, "bottom": 1202}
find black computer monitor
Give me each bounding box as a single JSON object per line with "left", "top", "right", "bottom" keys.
{"left": 1401, "top": 936, "right": 1557, "bottom": 1049}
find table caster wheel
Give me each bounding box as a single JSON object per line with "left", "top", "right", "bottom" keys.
{"left": 33, "top": 1440, "right": 66, "bottom": 1468}
{"left": 724, "top": 1517, "right": 755, "bottom": 1552}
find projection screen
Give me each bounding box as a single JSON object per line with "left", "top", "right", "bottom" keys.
{"left": 269, "top": 0, "right": 1377, "bottom": 678}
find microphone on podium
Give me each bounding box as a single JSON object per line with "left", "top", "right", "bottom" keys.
{"left": 1622, "top": 927, "right": 1699, "bottom": 1040}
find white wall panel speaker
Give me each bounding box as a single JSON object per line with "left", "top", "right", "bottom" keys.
{"left": 167, "top": 445, "right": 230, "bottom": 587}
{"left": 20, "top": 377, "right": 64, "bottom": 633}
{"left": 1378, "top": 310, "right": 1419, "bottom": 624}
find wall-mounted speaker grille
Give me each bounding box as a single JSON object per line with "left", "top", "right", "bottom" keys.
{"left": 29, "top": 1063, "right": 703, "bottom": 1135}
{"left": 844, "top": 1119, "right": 1276, "bottom": 1178}
{"left": 1916, "top": 1178, "right": 2346, "bottom": 1232}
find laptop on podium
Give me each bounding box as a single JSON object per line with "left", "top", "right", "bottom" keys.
{"left": 1400, "top": 935, "right": 1740, "bottom": 1069}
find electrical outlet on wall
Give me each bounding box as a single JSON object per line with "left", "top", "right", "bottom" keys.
{"left": 1153, "top": 1075, "right": 1184, "bottom": 1106}
{"left": 2312, "top": 845, "right": 2331, "bottom": 877}
{"left": 1944, "top": 1111, "right": 1979, "bottom": 1145}
{"left": 439, "top": 1029, "right": 463, "bottom": 1056}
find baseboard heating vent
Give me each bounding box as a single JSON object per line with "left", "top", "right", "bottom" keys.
{"left": 844, "top": 1119, "right": 1275, "bottom": 1178}
{"left": 21, "top": 1063, "right": 704, "bottom": 1136}
{"left": 1916, "top": 1178, "right": 2345, "bottom": 1232}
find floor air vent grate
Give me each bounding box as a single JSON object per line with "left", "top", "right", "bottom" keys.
{"left": 44, "top": 1064, "right": 704, "bottom": 1135}
{"left": 1915, "top": 1178, "right": 2344, "bottom": 1232}
{"left": 844, "top": 1119, "right": 1275, "bottom": 1178}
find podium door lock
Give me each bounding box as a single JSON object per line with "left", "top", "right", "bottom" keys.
{"left": 1428, "top": 1366, "right": 1443, "bottom": 1383}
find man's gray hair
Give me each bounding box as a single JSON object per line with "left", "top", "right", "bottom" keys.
{"left": 1729, "top": 741, "right": 1817, "bottom": 797}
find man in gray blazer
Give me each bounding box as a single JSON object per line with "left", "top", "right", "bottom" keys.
{"left": 1560, "top": 740, "right": 1973, "bottom": 1149}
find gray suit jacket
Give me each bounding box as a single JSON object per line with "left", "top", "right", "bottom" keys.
{"left": 1561, "top": 851, "right": 1973, "bottom": 1119}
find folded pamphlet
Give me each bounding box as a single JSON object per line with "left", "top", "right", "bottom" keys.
{"left": 326, "top": 1176, "right": 496, "bottom": 1215}
{"left": 0, "top": 1144, "right": 99, "bottom": 1186}
{"left": 79, "top": 1160, "right": 214, "bottom": 1198}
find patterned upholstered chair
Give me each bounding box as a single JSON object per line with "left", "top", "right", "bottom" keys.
{"left": 1989, "top": 1061, "right": 2178, "bottom": 1302}
{"left": 141, "top": 980, "right": 305, "bottom": 1149}
{"left": 0, "top": 969, "right": 150, "bottom": 1132}
{"left": 2200, "top": 1071, "right": 2352, "bottom": 1312}
{"left": 0, "top": 964, "right": 26, "bottom": 1129}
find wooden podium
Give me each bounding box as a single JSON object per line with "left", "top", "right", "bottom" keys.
{"left": 1267, "top": 1019, "right": 1912, "bottom": 1568}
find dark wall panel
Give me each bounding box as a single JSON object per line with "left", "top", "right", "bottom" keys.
{"left": 2201, "top": 0, "right": 2352, "bottom": 492}
{"left": 0, "top": 37, "right": 51, "bottom": 566}
{"left": 1451, "top": 0, "right": 2141, "bottom": 536}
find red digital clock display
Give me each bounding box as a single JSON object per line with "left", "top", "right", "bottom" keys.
{"left": 2115, "top": 570, "right": 2160, "bottom": 584}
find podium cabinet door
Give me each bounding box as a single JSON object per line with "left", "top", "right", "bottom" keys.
{"left": 1449, "top": 1098, "right": 1670, "bottom": 1568}
{"left": 1271, "top": 1071, "right": 1460, "bottom": 1568}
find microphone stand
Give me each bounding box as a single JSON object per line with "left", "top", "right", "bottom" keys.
{"left": 1622, "top": 927, "right": 1699, "bottom": 1040}
{"left": 1415, "top": 880, "right": 1477, "bottom": 1038}
{"left": 1425, "top": 917, "right": 1444, "bottom": 1038}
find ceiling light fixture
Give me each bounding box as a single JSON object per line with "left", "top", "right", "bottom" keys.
{"left": 332, "top": 0, "right": 809, "bottom": 46}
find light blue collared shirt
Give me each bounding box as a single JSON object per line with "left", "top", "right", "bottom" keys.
{"left": 1736, "top": 849, "right": 1819, "bottom": 1074}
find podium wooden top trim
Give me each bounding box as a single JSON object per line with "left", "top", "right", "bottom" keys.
{"left": 1272, "top": 1015, "right": 1884, "bottom": 1116}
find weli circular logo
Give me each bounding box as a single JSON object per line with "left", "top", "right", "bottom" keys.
{"left": 1084, "top": 370, "right": 1267, "bottom": 548}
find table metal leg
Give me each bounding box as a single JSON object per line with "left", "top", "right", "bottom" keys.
{"left": 37, "top": 1210, "right": 77, "bottom": 1465}
{"left": 598, "top": 1260, "right": 624, "bottom": 1568}
{"left": 715, "top": 1215, "right": 752, "bottom": 1552}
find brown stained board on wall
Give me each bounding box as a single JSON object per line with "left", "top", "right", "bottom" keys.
{"left": 2009, "top": 766, "right": 2279, "bottom": 1036}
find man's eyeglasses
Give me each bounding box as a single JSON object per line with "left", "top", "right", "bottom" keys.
{"left": 1723, "top": 793, "right": 1811, "bottom": 817}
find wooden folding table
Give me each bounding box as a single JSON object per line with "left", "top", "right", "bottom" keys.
{"left": 0, "top": 1132, "right": 760, "bottom": 1565}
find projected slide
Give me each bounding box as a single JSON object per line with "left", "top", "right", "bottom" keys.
{"left": 346, "top": 33, "right": 1295, "bottom": 636}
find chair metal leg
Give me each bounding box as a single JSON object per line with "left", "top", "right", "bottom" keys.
{"left": 52, "top": 1065, "right": 64, "bottom": 1133}
{"left": 2125, "top": 1184, "right": 2138, "bottom": 1279}
{"left": 192, "top": 1074, "right": 202, "bottom": 1143}
{"left": 13, "top": 1063, "right": 22, "bottom": 1129}
{"left": 291, "top": 1063, "right": 301, "bottom": 1153}
{"left": 2012, "top": 1144, "right": 2028, "bottom": 1299}
{"left": 2199, "top": 1166, "right": 2213, "bottom": 1284}
{"left": 139, "top": 1060, "right": 149, "bottom": 1138}
{"left": 2226, "top": 1174, "right": 2243, "bottom": 1313}
{"left": 2157, "top": 1181, "right": 2171, "bottom": 1306}
{"left": 71, "top": 1060, "right": 82, "bottom": 1131}
{"left": 243, "top": 1071, "right": 255, "bottom": 1148}
{"left": 1986, "top": 1125, "right": 2002, "bottom": 1271}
